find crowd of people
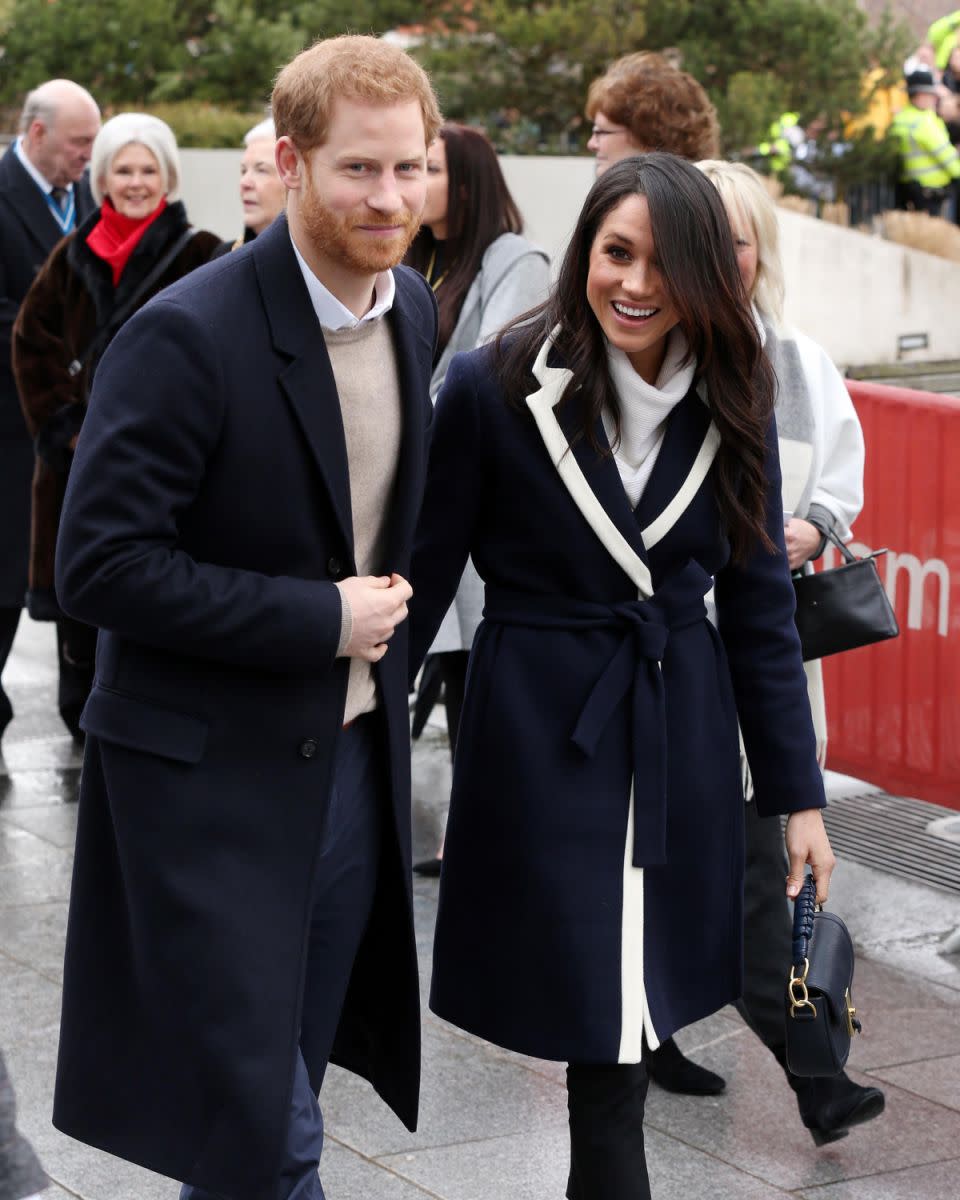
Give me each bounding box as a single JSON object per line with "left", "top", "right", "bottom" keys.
{"left": 867, "top": 9, "right": 960, "bottom": 220}
{"left": 0, "top": 34, "right": 882, "bottom": 1200}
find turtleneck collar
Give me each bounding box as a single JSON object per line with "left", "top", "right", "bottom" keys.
{"left": 602, "top": 328, "right": 697, "bottom": 509}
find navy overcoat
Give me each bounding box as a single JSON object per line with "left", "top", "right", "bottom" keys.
{"left": 410, "top": 339, "right": 826, "bottom": 1065}
{"left": 52, "top": 217, "right": 436, "bottom": 1199}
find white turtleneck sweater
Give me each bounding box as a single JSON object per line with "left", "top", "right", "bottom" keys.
{"left": 601, "top": 329, "right": 697, "bottom": 510}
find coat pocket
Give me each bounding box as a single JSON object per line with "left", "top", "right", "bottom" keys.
{"left": 80, "top": 684, "right": 208, "bottom": 764}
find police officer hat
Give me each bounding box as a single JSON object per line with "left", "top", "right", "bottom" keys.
{"left": 905, "top": 68, "right": 939, "bottom": 96}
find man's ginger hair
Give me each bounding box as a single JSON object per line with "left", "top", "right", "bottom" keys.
{"left": 586, "top": 51, "right": 720, "bottom": 163}
{"left": 272, "top": 34, "right": 442, "bottom": 154}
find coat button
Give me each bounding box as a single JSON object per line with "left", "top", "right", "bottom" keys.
{"left": 299, "top": 737, "right": 319, "bottom": 759}
{"left": 327, "top": 556, "right": 343, "bottom": 579}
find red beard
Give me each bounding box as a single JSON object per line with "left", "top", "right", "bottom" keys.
{"left": 299, "top": 176, "right": 420, "bottom": 273}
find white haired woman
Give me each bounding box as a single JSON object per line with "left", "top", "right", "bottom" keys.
{"left": 13, "top": 112, "right": 219, "bottom": 739}
{"left": 213, "top": 117, "right": 286, "bottom": 257}
{"left": 646, "top": 158, "right": 882, "bottom": 1146}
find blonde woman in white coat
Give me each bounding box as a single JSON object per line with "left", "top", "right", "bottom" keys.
{"left": 650, "top": 159, "right": 883, "bottom": 1144}
{"left": 406, "top": 124, "right": 550, "bottom": 874}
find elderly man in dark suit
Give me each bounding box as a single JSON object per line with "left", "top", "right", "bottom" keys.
{"left": 0, "top": 79, "right": 99, "bottom": 742}
{"left": 52, "top": 36, "right": 440, "bottom": 1200}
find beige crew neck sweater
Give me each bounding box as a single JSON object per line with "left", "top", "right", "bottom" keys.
{"left": 323, "top": 316, "right": 402, "bottom": 724}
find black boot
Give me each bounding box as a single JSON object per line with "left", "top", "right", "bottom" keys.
{"left": 645, "top": 1036, "right": 726, "bottom": 1095}
{"left": 790, "top": 1071, "right": 885, "bottom": 1145}
{"left": 566, "top": 1062, "right": 651, "bottom": 1200}
{"left": 772, "top": 1045, "right": 885, "bottom": 1144}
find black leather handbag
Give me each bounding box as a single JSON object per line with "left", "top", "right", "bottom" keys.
{"left": 785, "top": 875, "right": 862, "bottom": 1077}
{"left": 793, "top": 529, "right": 899, "bottom": 661}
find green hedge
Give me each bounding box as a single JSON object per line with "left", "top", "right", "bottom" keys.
{"left": 139, "top": 102, "right": 268, "bottom": 149}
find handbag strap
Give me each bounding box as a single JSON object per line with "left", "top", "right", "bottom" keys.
{"left": 67, "top": 226, "right": 199, "bottom": 379}
{"left": 791, "top": 874, "right": 818, "bottom": 967}
{"left": 821, "top": 526, "right": 889, "bottom": 566}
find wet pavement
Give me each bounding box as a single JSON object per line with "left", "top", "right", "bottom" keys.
{"left": 2, "top": 615, "right": 959, "bottom": 1200}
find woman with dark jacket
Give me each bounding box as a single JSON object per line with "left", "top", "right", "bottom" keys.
{"left": 409, "top": 154, "right": 835, "bottom": 1198}
{"left": 13, "top": 113, "right": 219, "bottom": 739}
{"left": 405, "top": 124, "right": 550, "bottom": 873}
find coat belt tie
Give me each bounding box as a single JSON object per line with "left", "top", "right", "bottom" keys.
{"left": 483, "top": 560, "right": 714, "bottom": 868}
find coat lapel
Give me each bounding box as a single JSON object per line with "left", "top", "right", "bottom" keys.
{"left": 379, "top": 270, "right": 433, "bottom": 569}
{"left": 254, "top": 218, "right": 354, "bottom": 560}
{"left": 0, "top": 151, "right": 64, "bottom": 259}
{"left": 525, "top": 334, "right": 721, "bottom": 593}
{"left": 525, "top": 335, "right": 654, "bottom": 596}
{"left": 633, "top": 383, "right": 720, "bottom": 547}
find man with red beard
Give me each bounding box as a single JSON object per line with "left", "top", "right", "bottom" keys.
{"left": 50, "top": 35, "right": 441, "bottom": 1200}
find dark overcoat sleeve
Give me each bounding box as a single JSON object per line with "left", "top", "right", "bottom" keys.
{"left": 714, "top": 416, "right": 826, "bottom": 816}
{"left": 55, "top": 297, "right": 343, "bottom": 674}
{"left": 0, "top": 232, "right": 17, "bottom": 361}
{"left": 409, "top": 350, "right": 487, "bottom": 676}
{"left": 12, "top": 238, "right": 85, "bottom": 462}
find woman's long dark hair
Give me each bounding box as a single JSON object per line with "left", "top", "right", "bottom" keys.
{"left": 406, "top": 123, "right": 523, "bottom": 352}
{"left": 496, "top": 153, "right": 775, "bottom": 564}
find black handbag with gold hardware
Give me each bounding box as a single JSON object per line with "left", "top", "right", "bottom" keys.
{"left": 792, "top": 529, "right": 899, "bottom": 661}
{"left": 785, "top": 875, "right": 862, "bottom": 1077}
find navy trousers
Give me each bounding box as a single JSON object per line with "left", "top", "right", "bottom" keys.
{"left": 180, "top": 714, "right": 384, "bottom": 1200}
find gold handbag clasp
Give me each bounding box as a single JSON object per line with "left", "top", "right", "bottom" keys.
{"left": 845, "top": 987, "right": 861, "bottom": 1037}
{"left": 788, "top": 957, "right": 818, "bottom": 1019}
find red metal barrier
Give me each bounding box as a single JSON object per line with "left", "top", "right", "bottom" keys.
{"left": 822, "top": 381, "right": 960, "bottom": 809}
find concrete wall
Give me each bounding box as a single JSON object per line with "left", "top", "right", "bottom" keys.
{"left": 12, "top": 145, "right": 946, "bottom": 369}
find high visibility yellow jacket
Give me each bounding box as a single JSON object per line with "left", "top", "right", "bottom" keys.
{"left": 929, "top": 10, "right": 960, "bottom": 70}
{"left": 758, "top": 112, "right": 801, "bottom": 174}
{"left": 891, "top": 103, "right": 960, "bottom": 188}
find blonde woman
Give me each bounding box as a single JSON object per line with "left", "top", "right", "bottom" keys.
{"left": 664, "top": 158, "right": 881, "bottom": 1145}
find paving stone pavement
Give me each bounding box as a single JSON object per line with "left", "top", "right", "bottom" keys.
{"left": 2, "top": 616, "right": 959, "bottom": 1200}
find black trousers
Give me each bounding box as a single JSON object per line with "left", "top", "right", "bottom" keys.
{"left": 737, "top": 801, "right": 792, "bottom": 1050}
{"left": 438, "top": 649, "right": 469, "bottom": 761}
{"left": 895, "top": 179, "right": 950, "bottom": 217}
{"left": 566, "top": 1062, "right": 651, "bottom": 1200}
{"left": 0, "top": 606, "right": 20, "bottom": 733}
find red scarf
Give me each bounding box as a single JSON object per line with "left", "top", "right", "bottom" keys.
{"left": 86, "top": 197, "right": 168, "bottom": 285}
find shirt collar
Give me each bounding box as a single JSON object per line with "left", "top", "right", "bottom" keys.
{"left": 12, "top": 137, "right": 73, "bottom": 198}
{"left": 289, "top": 229, "right": 395, "bottom": 332}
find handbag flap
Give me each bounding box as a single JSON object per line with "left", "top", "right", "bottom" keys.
{"left": 805, "top": 912, "right": 855, "bottom": 1017}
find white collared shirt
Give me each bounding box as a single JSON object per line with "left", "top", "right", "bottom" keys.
{"left": 289, "top": 230, "right": 395, "bottom": 332}
{"left": 12, "top": 137, "right": 73, "bottom": 199}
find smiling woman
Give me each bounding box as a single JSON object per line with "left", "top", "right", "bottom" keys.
{"left": 12, "top": 111, "right": 220, "bottom": 737}
{"left": 585, "top": 193, "right": 680, "bottom": 383}
{"left": 103, "top": 142, "right": 164, "bottom": 219}
{"left": 409, "top": 153, "right": 836, "bottom": 1199}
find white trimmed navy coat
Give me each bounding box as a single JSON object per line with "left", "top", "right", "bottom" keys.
{"left": 410, "top": 338, "right": 826, "bottom": 1064}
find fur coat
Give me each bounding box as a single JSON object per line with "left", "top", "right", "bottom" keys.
{"left": 12, "top": 200, "right": 219, "bottom": 614}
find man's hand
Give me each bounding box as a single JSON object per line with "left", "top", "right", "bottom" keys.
{"left": 784, "top": 808, "right": 836, "bottom": 904}
{"left": 336, "top": 573, "right": 412, "bottom": 663}
{"left": 784, "top": 517, "right": 823, "bottom": 570}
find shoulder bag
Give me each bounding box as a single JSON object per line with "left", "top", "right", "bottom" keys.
{"left": 785, "top": 874, "right": 862, "bottom": 1076}
{"left": 793, "top": 528, "right": 899, "bottom": 661}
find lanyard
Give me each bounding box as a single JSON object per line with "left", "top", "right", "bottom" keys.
{"left": 425, "top": 246, "right": 448, "bottom": 292}
{"left": 45, "top": 188, "right": 76, "bottom": 235}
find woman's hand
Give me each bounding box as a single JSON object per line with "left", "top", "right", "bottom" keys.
{"left": 784, "top": 808, "right": 835, "bottom": 903}
{"left": 784, "top": 517, "right": 823, "bottom": 570}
